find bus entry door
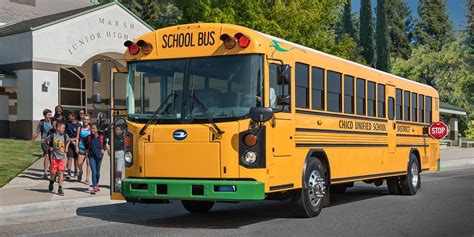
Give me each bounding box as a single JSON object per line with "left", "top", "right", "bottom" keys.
{"left": 110, "top": 69, "right": 127, "bottom": 200}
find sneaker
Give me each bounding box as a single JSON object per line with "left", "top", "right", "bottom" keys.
{"left": 58, "top": 187, "right": 64, "bottom": 196}
{"left": 69, "top": 170, "right": 76, "bottom": 178}
{"left": 90, "top": 188, "right": 96, "bottom": 195}
{"left": 48, "top": 182, "right": 54, "bottom": 192}
{"left": 77, "top": 171, "right": 82, "bottom": 182}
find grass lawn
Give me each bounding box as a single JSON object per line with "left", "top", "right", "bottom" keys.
{"left": 0, "top": 138, "right": 42, "bottom": 187}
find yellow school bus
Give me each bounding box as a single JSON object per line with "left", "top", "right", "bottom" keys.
{"left": 93, "top": 23, "right": 440, "bottom": 218}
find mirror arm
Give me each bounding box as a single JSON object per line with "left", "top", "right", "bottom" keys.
{"left": 100, "top": 117, "right": 128, "bottom": 133}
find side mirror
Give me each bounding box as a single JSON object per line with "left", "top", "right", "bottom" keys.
{"left": 277, "top": 64, "right": 291, "bottom": 85}
{"left": 97, "top": 112, "right": 105, "bottom": 127}
{"left": 249, "top": 107, "right": 274, "bottom": 123}
{"left": 276, "top": 95, "right": 291, "bottom": 106}
{"left": 92, "top": 62, "right": 102, "bottom": 83}
{"left": 92, "top": 93, "right": 102, "bottom": 104}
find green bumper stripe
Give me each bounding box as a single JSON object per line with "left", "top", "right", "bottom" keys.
{"left": 122, "top": 178, "right": 265, "bottom": 201}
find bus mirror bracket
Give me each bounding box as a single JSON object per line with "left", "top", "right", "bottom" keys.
{"left": 276, "top": 64, "right": 291, "bottom": 85}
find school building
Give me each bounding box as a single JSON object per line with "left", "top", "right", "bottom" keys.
{"left": 0, "top": 1, "right": 152, "bottom": 139}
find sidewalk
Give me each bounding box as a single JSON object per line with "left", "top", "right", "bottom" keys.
{"left": 0, "top": 154, "right": 123, "bottom": 226}
{"left": 440, "top": 147, "right": 474, "bottom": 170}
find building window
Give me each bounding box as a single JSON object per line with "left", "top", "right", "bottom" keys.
{"left": 344, "top": 75, "right": 354, "bottom": 114}
{"left": 327, "top": 71, "right": 342, "bottom": 112}
{"left": 411, "top": 92, "right": 418, "bottom": 122}
{"left": 404, "top": 90, "right": 410, "bottom": 121}
{"left": 377, "top": 84, "right": 385, "bottom": 118}
{"left": 59, "top": 68, "right": 86, "bottom": 115}
{"left": 295, "top": 63, "right": 309, "bottom": 108}
{"left": 426, "top": 96, "right": 432, "bottom": 123}
{"left": 356, "top": 78, "right": 366, "bottom": 115}
{"left": 396, "top": 89, "right": 402, "bottom": 120}
{"left": 367, "top": 81, "right": 376, "bottom": 117}
{"left": 419, "top": 94, "right": 425, "bottom": 123}
{"left": 311, "top": 67, "right": 325, "bottom": 110}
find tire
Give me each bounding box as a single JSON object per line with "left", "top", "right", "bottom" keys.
{"left": 330, "top": 184, "right": 347, "bottom": 194}
{"left": 292, "top": 158, "right": 328, "bottom": 218}
{"left": 400, "top": 154, "right": 421, "bottom": 195}
{"left": 386, "top": 176, "right": 402, "bottom": 195}
{"left": 181, "top": 200, "right": 215, "bottom": 213}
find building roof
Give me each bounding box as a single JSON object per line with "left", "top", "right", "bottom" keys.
{"left": 0, "top": 2, "right": 153, "bottom": 37}
{"left": 440, "top": 102, "right": 467, "bottom": 116}
{"left": 0, "top": 0, "right": 94, "bottom": 25}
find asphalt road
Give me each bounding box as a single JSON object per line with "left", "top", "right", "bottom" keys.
{"left": 3, "top": 167, "right": 473, "bottom": 237}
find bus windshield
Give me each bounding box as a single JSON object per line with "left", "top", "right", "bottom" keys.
{"left": 126, "top": 54, "right": 263, "bottom": 123}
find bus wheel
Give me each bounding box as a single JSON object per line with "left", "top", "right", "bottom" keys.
{"left": 399, "top": 154, "right": 420, "bottom": 195}
{"left": 330, "top": 184, "right": 347, "bottom": 194}
{"left": 386, "top": 176, "right": 402, "bottom": 195}
{"left": 292, "top": 158, "right": 327, "bottom": 218}
{"left": 181, "top": 200, "right": 215, "bottom": 213}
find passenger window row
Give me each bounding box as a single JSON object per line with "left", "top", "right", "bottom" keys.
{"left": 294, "top": 62, "right": 385, "bottom": 119}
{"left": 396, "top": 88, "right": 432, "bottom": 123}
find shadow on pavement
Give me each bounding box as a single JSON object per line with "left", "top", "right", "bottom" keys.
{"left": 26, "top": 188, "right": 51, "bottom": 193}
{"left": 76, "top": 185, "right": 387, "bottom": 229}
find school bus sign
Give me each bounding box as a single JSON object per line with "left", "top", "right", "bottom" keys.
{"left": 428, "top": 121, "right": 449, "bottom": 140}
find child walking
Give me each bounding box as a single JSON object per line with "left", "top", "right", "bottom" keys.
{"left": 47, "top": 121, "right": 70, "bottom": 196}
{"left": 87, "top": 123, "right": 106, "bottom": 194}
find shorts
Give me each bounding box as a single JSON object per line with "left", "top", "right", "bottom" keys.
{"left": 78, "top": 148, "right": 86, "bottom": 155}
{"left": 41, "top": 143, "right": 49, "bottom": 156}
{"left": 67, "top": 143, "right": 78, "bottom": 159}
{"left": 50, "top": 158, "right": 65, "bottom": 173}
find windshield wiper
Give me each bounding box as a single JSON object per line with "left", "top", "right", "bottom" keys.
{"left": 139, "top": 92, "right": 177, "bottom": 136}
{"left": 189, "top": 94, "right": 225, "bottom": 135}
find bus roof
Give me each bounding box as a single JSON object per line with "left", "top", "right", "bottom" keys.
{"left": 257, "top": 31, "right": 436, "bottom": 93}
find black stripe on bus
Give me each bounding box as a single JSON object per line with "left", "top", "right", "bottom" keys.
{"left": 296, "top": 109, "right": 388, "bottom": 123}
{"left": 269, "top": 183, "right": 294, "bottom": 191}
{"left": 397, "top": 134, "right": 428, "bottom": 137}
{"left": 331, "top": 171, "right": 406, "bottom": 183}
{"left": 296, "top": 128, "right": 388, "bottom": 136}
{"left": 296, "top": 143, "right": 388, "bottom": 148}
{"left": 396, "top": 121, "right": 430, "bottom": 127}
{"left": 397, "top": 144, "right": 429, "bottom": 147}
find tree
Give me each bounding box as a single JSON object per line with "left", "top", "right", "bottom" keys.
{"left": 342, "top": 0, "right": 355, "bottom": 39}
{"left": 359, "top": 0, "right": 375, "bottom": 66}
{"left": 386, "top": 0, "right": 413, "bottom": 59}
{"left": 376, "top": 0, "right": 390, "bottom": 71}
{"left": 414, "top": 0, "right": 453, "bottom": 51}
{"left": 175, "top": 0, "right": 362, "bottom": 62}
{"left": 392, "top": 33, "right": 474, "bottom": 136}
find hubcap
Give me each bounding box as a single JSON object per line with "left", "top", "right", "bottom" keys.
{"left": 411, "top": 163, "right": 419, "bottom": 187}
{"left": 307, "top": 170, "right": 326, "bottom": 207}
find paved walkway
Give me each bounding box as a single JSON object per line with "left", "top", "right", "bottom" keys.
{"left": 0, "top": 155, "right": 111, "bottom": 206}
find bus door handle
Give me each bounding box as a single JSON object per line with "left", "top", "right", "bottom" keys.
{"left": 392, "top": 122, "right": 396, "bottom": 130}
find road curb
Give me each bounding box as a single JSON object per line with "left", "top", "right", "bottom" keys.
{"left": 0, "top": 195, "right": 124, "bottom": 226}
{"left": 440, "top": 157, "right": 474, "bottom": 170}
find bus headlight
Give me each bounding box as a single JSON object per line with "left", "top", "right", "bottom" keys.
{"left": 244, "top": 151, "right": 257, "bottom": 164}
{"left": 124, "top": 151, "right": 133, "bottom": 167}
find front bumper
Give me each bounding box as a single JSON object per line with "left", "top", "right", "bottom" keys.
{"left": 122, "top": 178, "right": 265, "bottom": 201}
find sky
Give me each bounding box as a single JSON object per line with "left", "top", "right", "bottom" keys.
{"left": 351, "top": 0, "right": 469, "bottom": 31}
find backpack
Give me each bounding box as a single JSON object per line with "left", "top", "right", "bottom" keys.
{"left": 87, "top": 134, "right": 104, "bottom": 154}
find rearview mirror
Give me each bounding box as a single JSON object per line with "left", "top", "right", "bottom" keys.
{"left": 249, "top": 107, "right": 274, "bottom": 123}
{"left": 277, "top": 64, "right": 291, "bottom": 85}
{"left": 92, "top": 62, "right": 102, "bottom": 83}
{"left": 92, "top": 93, "right": 102, "bottom": 104}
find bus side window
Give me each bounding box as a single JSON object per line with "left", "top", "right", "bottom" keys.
{"left": 388, "top": 97, "right": 395, "bottom": 120}
{"left": 426, "top": 96, "right": 432, "bottom": 123}
{"left": 404, "top": 90, "right": 410, "bottom": 121}
{"left": 269, "top": 63, "right": 289, "bottom": 112}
